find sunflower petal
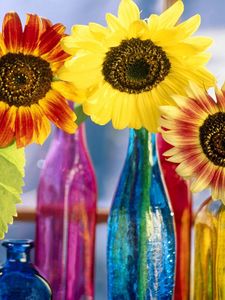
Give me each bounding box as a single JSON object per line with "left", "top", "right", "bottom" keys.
{"left": 23, "top": 14, "right": 41, "bottom": 54}
{"left": 106, "top": 13, "right": 126, "bottom": 32}
{"left": 30, "top": 104, "right": 51, "bottom": 144}
{"left": 39, "top": 23, "right": 65, "bottom": 55}
{"left": 15, "top": 106, "right": 34, "bottom": 147}
{"left": 51, "top": 81, "right": 84, "bottom": 102}
{"left": 118, "top": 0, "right": 140, "bottom": 29}
{"left": 2, "top": 12, "right": 23, "bottom": 52}
{"left": 41, "top": 17, "right": 52, "bottom": 32}
{"left": 158, "top": 0, "right": 184, "bottom": 29}
{"left": 39, "top": 90, "right": 77, "bottom": 133}
{"left": 0, "top": 106, "right": 17, "bottom": 147}
{"left": 190, "top": 162, "right": 215, "bottom": 193}
{"left": 175, "top": 14, "right": 201, "bottom": 38}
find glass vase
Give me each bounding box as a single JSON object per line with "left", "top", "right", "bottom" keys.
{"left": 35, "top": 122, "right": 97, "bottom": 300}
{"left": 107, "top": 128, "right": 176, "bottom": 299}
{"left": 193, "top": 197, "right": 225, "bottom": 299}
{"left": 157, "top": 134, "right": 192, "bottom": 300}
{"left": 0, "top": 239, "right": 52, "bottom": 299}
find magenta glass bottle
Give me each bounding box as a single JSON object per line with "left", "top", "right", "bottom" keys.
{"left": 35, "top": 122, "right": 97, "bottom": 300}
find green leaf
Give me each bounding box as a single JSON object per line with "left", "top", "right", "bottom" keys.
{"left": 74, "top": 104, "right": 88, "bottom": 125}
{"left": 0, "top": 143, "right": 25, "bottom": 239}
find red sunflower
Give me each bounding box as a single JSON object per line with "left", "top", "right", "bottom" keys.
{"left": 0, "top": 12, "right": 78, "bottom": 148}
{"left": 160, "top": 83, "right": 225, "bottom": 202}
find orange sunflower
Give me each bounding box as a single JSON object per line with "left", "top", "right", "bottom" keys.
{"left": 0, "top": 12, "right": 78, "bottom": 148}
{"left": 160, "top": 83, "right": 225, "bottom": 203}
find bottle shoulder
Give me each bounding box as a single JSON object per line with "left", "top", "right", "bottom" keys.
{"left": 0, "top": 264, "right": 52, "bottom": 297}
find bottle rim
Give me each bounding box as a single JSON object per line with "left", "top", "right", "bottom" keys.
{"left": 2, "top": 239, "right": 34, "bottom": 248}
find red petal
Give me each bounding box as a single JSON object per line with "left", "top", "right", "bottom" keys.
{"left": 2, "top": 12, "right": 23, "bottom": 52}
{"left": 23, "top": 14, "right": 41, "bottom": 54}
{"left": 15, "top": 106, "right": 34, "bottom": 147}
{"left": 38, "top": 23, "right": 65, "bottom": 55}
{"left": 39, "top": 90, "right": 77, "bottom": 133}
{"left": 41, "top": 17, "right": 52, "bottom": 32}
{"left": 0, "top": 106, "right": 16, "bottom": 148}
{"left": 30, "top": 104, "right": 51, "bottom": 144}
{"left": 42, "top": 45, "right": 69, "bottom": 63}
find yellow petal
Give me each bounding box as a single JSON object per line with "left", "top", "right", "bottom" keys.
{"left": 118, "top": 0, "right": 140, "bottom": 29}
{"left": 158, "top": 0, "right": 184, "bottom": 29}
{"left": 71, "top": 24, "right": 92, "bottom": 39}
{"left": 89, "top": 22, "right": 109, "bottom": 40}
{"left": 128, "top": 20, "right": 149, "bottom": 39}
{"left": 84, "top": 83, "right": 113, "bottom": 125}
{"left": 51, "top": 81, "right": 85, "bottom": 103}
{"left": 137, "top": 92, "right": 160, "bottom": 133}
{"left": 111, "top": 92, "right": 130, "bottom": 129}
{"left": 106, "top": 13, "right": 126, "bottom": 32}
{"left": 175, "top": 14, "right": 201, "bottom": 38}
{"left": 190, "top": 162, "right": 215, "bottom": 193}
{"left": 185, "top": 36, "right": 213, "bottom": 51}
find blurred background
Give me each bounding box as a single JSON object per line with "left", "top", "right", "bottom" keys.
{"left": 0, "top": 0, "right": 224, "bottom": 298}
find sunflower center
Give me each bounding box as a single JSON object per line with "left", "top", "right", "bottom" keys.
{"left": 200, "top": 112, "right": 225, "bottom": 166}
{"left": 0, "top": 53, "right": 53, "bottom": 107}
{"left": 102, "top": 38, "right": 171, "bottom": 94}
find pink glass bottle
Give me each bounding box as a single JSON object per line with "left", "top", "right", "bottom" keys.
{"left": 35, "top": 122, "right": 97, "bottom": 300}
{"left": 157, "top": 134, "right": 192, "bottom": 300}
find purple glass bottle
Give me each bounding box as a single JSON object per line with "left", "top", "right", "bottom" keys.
{"left": 35, "top": 122, "right": 97, "bottom": 300}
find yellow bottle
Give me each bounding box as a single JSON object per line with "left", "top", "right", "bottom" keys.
{"left": 194, "top": 197, "right": 225, "bottom": 299}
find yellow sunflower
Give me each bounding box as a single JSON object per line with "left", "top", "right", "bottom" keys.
{"left": 160, "top": 83, "right": 225, "bottom": 203}
{"left": 59, "top": 0, "right": 215, "bottom": 132}
{"left": 0, "top": 12, "right": 79, "bottom": 148}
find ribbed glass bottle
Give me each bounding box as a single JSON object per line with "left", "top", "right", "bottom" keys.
{"left": 194, "top": 197, "right": 225, "bottom": 300}
{"left": 35, "top": 123, "right": 97, "bottom": 300}
{"left": 107, "top": 128, "right": 176, "bottom": 299}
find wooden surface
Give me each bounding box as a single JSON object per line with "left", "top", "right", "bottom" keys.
{"left": 165, "top": 0, "right": 177, "bottom": 7}
{"left": 16, "top": 207, "right": 109, "bottom": 224}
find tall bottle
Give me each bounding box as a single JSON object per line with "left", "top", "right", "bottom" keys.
{"left": 107, "top": 129, "right": 175, "bottom": 299}
{"left": 0, "top": 239, "right": 52, "bottom": 299}
{"left": 35, "top": 122, "right": 97, "bottom": 300}
{"left": 157, "top": 134, "right": 192, "bottom": 300}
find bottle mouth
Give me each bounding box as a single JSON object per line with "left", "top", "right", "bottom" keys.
{"left": 2, "top": 239, "right": 34, "bottom": 248}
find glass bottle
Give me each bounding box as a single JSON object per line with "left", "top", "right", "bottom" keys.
{"left": 0, "top": 239, "right": 52, "bottom": 299}
{"left": 157, "top": 134, "right": 192, "bottom": 300}
{"left": 193, "top": 197, "right": 225, "bottom": 300}
{"left": 107, "top": 129, "right": 176, "bottom": 299}
{"left": 35, "top": 122, "right": 97, "bottom": 300}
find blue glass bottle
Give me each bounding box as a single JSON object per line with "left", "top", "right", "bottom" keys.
{"left": 107, "top": 129, "right": 175, "bottom": 299}
{"left": 0, "top": 239, "right": 52, "bottom": 300}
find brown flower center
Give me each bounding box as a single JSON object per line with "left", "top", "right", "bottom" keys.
{"left": 0, "top": 53, "right": 53, "bottom": 107}
{"left": 200, "top": 112, "right": 225, "bottom": 166}
{"left": 102, "top": 38, "right": 171, "bottom": 94}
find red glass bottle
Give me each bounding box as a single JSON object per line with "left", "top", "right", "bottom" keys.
{"left": 157, "top": 133, "right": 192, "bottom": 300}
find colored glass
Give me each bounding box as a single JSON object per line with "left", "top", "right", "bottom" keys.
{"left": 35, "top": 122, "right": 97, "bottom": 300}
{"left": 107, "top": 128, "right": 175, "bottom": 299}
{"left": 194, "top": 197, "right": 225, "bottom": 299}
{"left": 157, "top": 134, "right": 192, "bottom": 300}
{"left": 0, "top": 239, "right": 52, "bottom": 299}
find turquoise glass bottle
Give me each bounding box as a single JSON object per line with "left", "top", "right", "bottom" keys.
{"left": 107, "top": 128, "right": 176, "bottom": 299}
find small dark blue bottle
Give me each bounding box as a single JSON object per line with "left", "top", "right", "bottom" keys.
{"left": 0, "top": 239, "right": 52, "bottom": 300}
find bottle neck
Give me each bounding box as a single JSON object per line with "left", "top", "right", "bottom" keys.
{"left": 3, "top": 240, "right": 33, "bottom": 263}
{"left": 55, "top": 122, "right": 86, "bottom": 145}
{"left": 127, "top": 128, "right": 151, "bottom": 161}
